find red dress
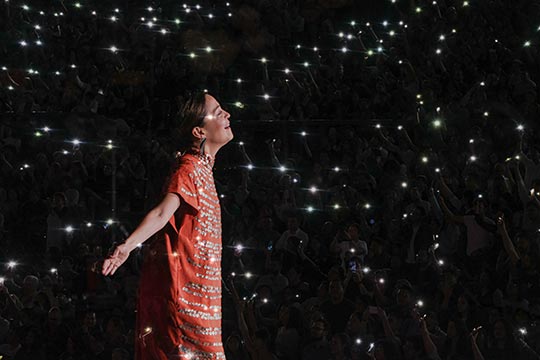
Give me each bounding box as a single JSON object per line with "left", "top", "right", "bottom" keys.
{"left": 135, "top": 151, "right": 225, "bottom": 360}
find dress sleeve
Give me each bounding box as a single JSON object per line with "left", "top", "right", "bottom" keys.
{"left": 166, "top": 162, "right": 200, "bottom": 214}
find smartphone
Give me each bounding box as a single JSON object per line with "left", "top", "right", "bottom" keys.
{"left": 348, "top": 259, "right": 357, "bottom": 272}
{"left": 267, "top": 242, "right": 273, "bottom": 251}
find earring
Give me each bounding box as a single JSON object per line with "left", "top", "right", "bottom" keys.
{"left": 200, "top": 137, "right": 207, "bottom": 155}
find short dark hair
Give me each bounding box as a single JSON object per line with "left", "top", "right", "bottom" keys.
{"left": 176, "top": 92, "right": 207, "bottom": 152}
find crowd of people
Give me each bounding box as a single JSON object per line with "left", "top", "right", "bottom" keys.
{"left": 2, "top": 0, "right": 540, "bottom": 359}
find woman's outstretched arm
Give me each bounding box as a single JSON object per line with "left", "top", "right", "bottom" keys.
{"left": 102, "top": 193, "right": 181, "bottom": 276}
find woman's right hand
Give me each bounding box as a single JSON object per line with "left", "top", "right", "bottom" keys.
{"left": 102, "top": 243, "right": 131, "bottom": 276}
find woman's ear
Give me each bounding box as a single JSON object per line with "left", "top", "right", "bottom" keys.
{"left": 191, "top": 126, "right": 205, "bottom": 140}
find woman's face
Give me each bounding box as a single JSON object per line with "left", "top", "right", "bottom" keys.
{"left": 200, "top": 95, "right": 233, "bottom": 148}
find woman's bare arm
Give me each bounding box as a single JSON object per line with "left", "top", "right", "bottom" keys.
{"left": 123, "top": 193, "right": 181, "bottom": 251}
{"left": 102, "top": 193, "right": 181, "bottom": 275}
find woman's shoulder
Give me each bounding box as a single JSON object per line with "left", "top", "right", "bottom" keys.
{"left": 170, "top": 154, "right": 198, "bottom": 174}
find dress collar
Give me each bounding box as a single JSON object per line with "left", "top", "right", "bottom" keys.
{"left": 197, "top": 152, "right": 215, "bottom": 168}
{"left": 181, "top": 147, "right": 214, "bottom": 168}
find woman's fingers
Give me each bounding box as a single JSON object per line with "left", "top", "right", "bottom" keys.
{"left": 102, "top": 258, "right": 113, "bottom": 276}
{"left": 102, "top": 256, "right": 120, "bottom": 276}
{"left": 102, "top": 246, "right": 125, "bottom": 276}
{"left": 102, "top": 259, "right": 109, "bottom": 275}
